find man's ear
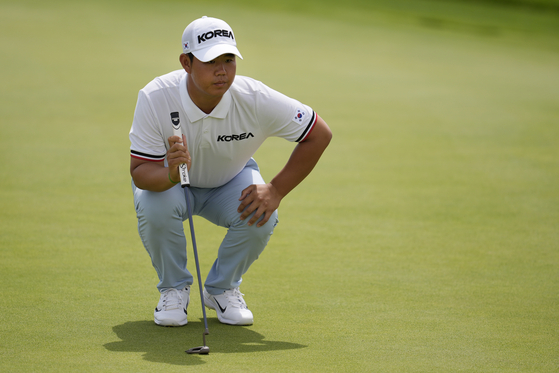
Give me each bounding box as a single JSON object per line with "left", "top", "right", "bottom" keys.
{"left": 180, "top": 53, "right": 192, "bottom": 73}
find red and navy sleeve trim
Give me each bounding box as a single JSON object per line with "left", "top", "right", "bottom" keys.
{"left": 130, "top": 150, "right": 166, "bottom": 162}
{"left": 295, "top": 111, "right": 317, "bottom": 143}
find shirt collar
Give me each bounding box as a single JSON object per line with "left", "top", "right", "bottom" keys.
{"left": 180, "top": 72, "right": 231, "bottom": 122}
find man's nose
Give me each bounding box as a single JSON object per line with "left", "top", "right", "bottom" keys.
{"left": 215, "top": 62, "right": 226, "bottom": 74}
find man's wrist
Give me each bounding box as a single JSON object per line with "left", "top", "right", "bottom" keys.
{"left": 268, "top": 182, "right": 286, "bottom": 199}
{"left": 168, "top": 170, "right": 179, "bottom": 184}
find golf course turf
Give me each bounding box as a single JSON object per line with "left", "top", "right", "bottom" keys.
{"left": 1, "top": 0, "right": 558, "bottom": 371}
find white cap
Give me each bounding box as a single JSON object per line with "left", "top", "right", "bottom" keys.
{"left": 181, "top": 16, "right": 243, "bottom": 62}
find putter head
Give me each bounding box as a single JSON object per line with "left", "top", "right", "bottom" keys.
{"left": 186, "top": 346, "right": 210, "bottom": 355}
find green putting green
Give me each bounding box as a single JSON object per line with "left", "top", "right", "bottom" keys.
{"left": 1, "top": 0, "right": 558, "bottom": 371}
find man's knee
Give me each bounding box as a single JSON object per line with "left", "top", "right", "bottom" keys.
{"left": 135, "top": 189, "right": 185, "bottom": 228}
{"left": 246, "top": 210, "right": 279, "bottom": 240}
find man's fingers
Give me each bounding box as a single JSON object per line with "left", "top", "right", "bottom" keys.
{"left": 248, "top": 204, "right": 275, "bottom": 227}
{"left": 167, "top": 135, "right": 192, "bottom": 170}
{"left": 246, "top": 206, "right": 263, "bottom": 226}
{"left": 168, "top": 135, "right": 182, "bottom": 147}
{"left": 168, "top": 150, "right": 190, "bottom": 162}
{"left": 239, "top": 202, "right": 255, "bottom": 220}
{"left": 238, "top": 186, "right": 254, "bottom": 201}
{"left": 237, "top": 184, "right": 280, "bottom": 226}
{"left": 168, "top": 135, "right": 188, "bottom": 154}
{"left": 239, "top": 193, "right": 262, "bottom": 220}
{"left": 246, "top": 200, "right": 270, "bottom": 226}
{"left": 237, "top": 186, "right": 255, "bottom": 213}
{"left": 256, "top": 210, "right": 273, "bottom": 228}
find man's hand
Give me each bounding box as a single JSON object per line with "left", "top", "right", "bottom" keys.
{"left": 238, "top": 183, "right": 282, "bottom": 227}
{"left": 167, "top": 134, "right": 191, "bottom": 182}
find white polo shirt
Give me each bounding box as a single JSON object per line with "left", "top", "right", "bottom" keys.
{"left": 130, "top": 69, "right": 317, "bottom": 188}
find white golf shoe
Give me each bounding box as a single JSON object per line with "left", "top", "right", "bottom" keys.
{"left": 204, "top": 287, "right": 254, "bottom": 325}
{"left": 154, "top": 286, "right": 190, "bottom": 326}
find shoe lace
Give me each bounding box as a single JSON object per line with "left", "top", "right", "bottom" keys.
{"left": 162, "top": 288, "right": 183, "bottom": 311}
{"left": 224, "top": 288, "right": 247, "bottom": 309}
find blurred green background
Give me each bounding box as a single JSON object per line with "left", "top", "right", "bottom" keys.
{"left": 1, "top": 0, "right": 558, "bottom": 372}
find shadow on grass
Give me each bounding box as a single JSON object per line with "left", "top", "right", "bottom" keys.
{"left": 104, "top": 318, "right": 307, "bottom": 366}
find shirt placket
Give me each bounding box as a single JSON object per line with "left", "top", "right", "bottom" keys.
{"left": 200, "top": 117, "right": 211, "bottom": 149}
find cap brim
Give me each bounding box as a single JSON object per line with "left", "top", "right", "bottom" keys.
{"left": 192, "top": 44, "right": 243, "bottom": 62}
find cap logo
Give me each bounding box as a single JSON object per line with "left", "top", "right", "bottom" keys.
{"left": 183, "top": 41, "right": 189, "bottom": 50}
{"left": 197, "top": 29, "right": 234, "bottom": 44}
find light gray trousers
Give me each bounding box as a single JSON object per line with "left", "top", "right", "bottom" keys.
{"left": 132, "top": 159, "right": 278, "bottom": 295}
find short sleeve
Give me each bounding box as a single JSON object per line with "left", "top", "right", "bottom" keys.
{"left": 254, "top": 83, "right": 317, "bottom": 143}
{"left": 129, "top": 90, "right": 166, "bottom": 161}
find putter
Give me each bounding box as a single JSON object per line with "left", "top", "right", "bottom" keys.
{"left": 171, "top": 113, "right": 210, "bottom": 355}
{"left": 171, "top": 111, "right": 210, "bottom": 355}
{"left": 184, "top": 189, "right": 210, "bottom": 355}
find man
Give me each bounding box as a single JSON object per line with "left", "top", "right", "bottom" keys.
{"left": 129, "top": 16, "right": 331, "bottom": 327}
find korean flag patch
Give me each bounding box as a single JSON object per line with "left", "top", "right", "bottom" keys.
{"left": 293, "top": 108, "right": 307, "bottom": 124}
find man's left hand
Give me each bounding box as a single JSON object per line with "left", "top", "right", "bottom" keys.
{"left": 238, "top": 183, "right": 282, "bottom": 227}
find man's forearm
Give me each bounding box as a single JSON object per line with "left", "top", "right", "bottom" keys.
{"left": 270, "top": 117, "right": 332, "bottom": 197}
{"left": 131, "top": 161, "right": 177, "bottom": 192}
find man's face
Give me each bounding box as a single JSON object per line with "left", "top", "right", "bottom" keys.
{"left": 185, "top": 53, "right": 237, "bottom": 103}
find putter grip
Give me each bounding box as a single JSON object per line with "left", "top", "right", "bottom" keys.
{"left": 172, "top": 126, "right": 190, "bottom": 188}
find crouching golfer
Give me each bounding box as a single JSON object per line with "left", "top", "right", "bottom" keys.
{"left": 129, "top": 16, "right": 332, "bottom": 326}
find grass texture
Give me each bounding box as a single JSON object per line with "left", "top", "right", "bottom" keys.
{"left": 1, "top": 0, "right": 558, "bottom": 371}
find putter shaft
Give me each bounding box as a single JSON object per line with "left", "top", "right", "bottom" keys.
{"left": 184, "top": 188, "right": 210, "bottom": 354}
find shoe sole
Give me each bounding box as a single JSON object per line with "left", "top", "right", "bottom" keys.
{"left": 154, "top": 317, "right": 188, "bottom": 326}
{"left": 204, "top": 295, "right": 253, "bottom": 326}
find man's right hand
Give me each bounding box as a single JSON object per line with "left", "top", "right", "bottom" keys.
{"left": 167, "top": 134, "right": 192, "bottom": 182}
